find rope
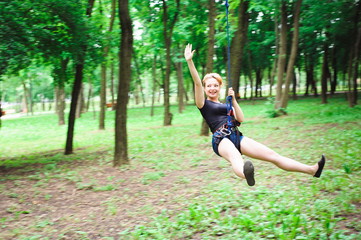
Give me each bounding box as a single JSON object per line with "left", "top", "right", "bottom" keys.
{"left": 225, "top": 0, "right": 233, "bottom": 127}
{"left": 225, "top": 0, "right": 231, "bottom": 89}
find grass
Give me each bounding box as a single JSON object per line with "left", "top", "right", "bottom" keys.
{"left": 0, "top": 95, "right": 360, "bottom": 239}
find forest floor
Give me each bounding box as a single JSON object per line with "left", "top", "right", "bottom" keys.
{"left": 1, "top": 97, "right": 360, "bottom": 239}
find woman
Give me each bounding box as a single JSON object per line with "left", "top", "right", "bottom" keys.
{"left": 184, "top": 43, "right": 325, "bottom": 186}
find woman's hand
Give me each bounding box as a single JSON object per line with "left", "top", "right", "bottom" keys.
{"left": 228, "top": 87, "right": 235, "bottom": 98}
{"left": 184, "top": 43, "right": 195, "bottom": 61}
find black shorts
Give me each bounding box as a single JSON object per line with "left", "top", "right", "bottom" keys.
{"left": 212, "top": 129, "right": 244, "bottom": 157}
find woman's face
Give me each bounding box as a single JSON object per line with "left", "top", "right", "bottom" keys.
{"left": 204, "top": 78, "right": 221, "bottom": 100}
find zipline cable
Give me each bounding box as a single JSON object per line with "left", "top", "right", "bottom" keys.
{"left": 225, "top": 0, "right": 231, "bottom": 89}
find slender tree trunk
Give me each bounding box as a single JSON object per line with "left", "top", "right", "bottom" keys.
{"left": 330, "top": 47, "right": 337, "bottom": 95}
{"left": 110, "top": 60, "right": 116, "bottom": 111}
{"left": 280, "top": 0, "right": 302, "bottom": 110}
{"left": 56, "top": 85, "right": 66, "bottom": 125}
{"left": 321, "top": 45, "right": 329, "bottom": 104}
{"left": 247, "top": 51, "right": 254, "bottom": 99}
{"left": 65, "top": 0, "right": 95, "bottom": 155}
{"left": 200, "top": 0, "right": 216, "bottom": 136}
{"left": 114, "top": 0, "right": 133, "bottom": 166}
{"left": 348, "top": 1, "right": 361, "bottom": 107}
{"left": 230, "top": 0, "right": 249, "bottom": 96}
{"left": 99, "top": 63, "right": 107, "bottom": 129}
{"left": 65, "top": 62, "right": 84, "bottom": 154}
{"left": 22, "top": 81, "right": 29, "bottom": 114}
{"left": 99, "top": 0, "right": 116, "bottom": 129}
{"left": 55, "top": 58, "right": 69, "bottom": 125}
{"left": 86, "top": 83, "right": 92, "bottom": 111}
{"left": 151, "top": 54, "right": 157, "bottom": 117}
{"left": 292, "top": 69, "right": 298, "bottom": 100}
{"left": 270, "top": 16, "right": 279, "bottom": 97}
{"left": 255, "top": 68, "right": 261, "bottom": 98}
{"left": 175, "top": 60, "right": 185, "bottom": 113}
{"left": 133, "top": 52, "right": 146, "bottom": 107}
{"left": 162, "top": 0, "right": 180, "bottom": 126}
{"left": 75, "top": 85, "right": 84, "bottom": 118}
{"left": 275, "top": 0, "right": 287, "bottom": 109}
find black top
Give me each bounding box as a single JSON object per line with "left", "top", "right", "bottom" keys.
{"left": 198, "top": 100, "right": 228, "bottom": 133}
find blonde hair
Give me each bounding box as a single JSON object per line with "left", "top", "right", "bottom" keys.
{"left": 202, "top": 73, "right": 223, "bottom": 86}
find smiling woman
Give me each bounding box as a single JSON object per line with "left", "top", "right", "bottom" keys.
{"left": 184, "top": 43, "right": 325, "bottom": 186}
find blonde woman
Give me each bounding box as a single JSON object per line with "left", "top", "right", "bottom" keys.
{"left": 184, "top": 43, "right": 325, "bottom": 186}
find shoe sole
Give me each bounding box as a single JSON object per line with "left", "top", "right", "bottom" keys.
{"left": 314, "top": 154, "right": 326, "bottom": 178}
{"left": 244, "top": 161, "right": 255, "bottom": 186}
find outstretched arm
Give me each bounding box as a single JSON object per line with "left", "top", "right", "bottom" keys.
{"left": 184, "top": 44, "right": 205, "bottom": 109}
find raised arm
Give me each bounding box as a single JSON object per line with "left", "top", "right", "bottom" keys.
{"left": 184, "top": 44, "right": 205, "bottom": 109}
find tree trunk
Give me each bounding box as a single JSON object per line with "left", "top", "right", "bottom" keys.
{"left": 56, "top": 85, "right": 66, "bottom": 125}
{"left": 114, "top": 0, "right": 133, "bottom": 167}
{"left": 348, "top": 1, "right": 361, "bottom": 107}
{"left": 247, "top": 52, "right": 254, "bottom": 99}
{"left": 280, "top": 0, "right": 302, "bottom": 110}
{"left": 75, "top": 85, "right": 84, "bottom": 118}
{"left": 151, "top": 54, "right": 157, "bottom": 117}
{"left": 65, "top": 0, "right": 95, "bottom": 155}
{"left": 275, "top": 1, "right": 287, "bottom": 109}
{"left": 99, "top": 0, "right": 116, "bottom": 129}
{"left": 162, "top": 0, "right": 180, "bottom": 126}
{"left": 330, "top": 47, "right": 337, "bottom": 95}
{"left": 270, "top": 16, "right": 279, "bottom": 97}
{"left": 292, "top": 69, "right": 298, "bottom": 100}
{"left": 320, "top": 45, "right": 329, "bottom": 104}
{"left": 87, "top": 83, "right": 92, "bottom": 112}
{"left": 110, "top": 60, "right": 116, "bottom": 111}
{"left": 200, "top": 0, "right": 216, "bottom": 137}
{"left": 65, "top": 62, "right": 84, "bottom": 154}
{"left": 230, "top": 0, "right": 249, "bottom": 96}
{"left": 99, "top": 63, "right": 107, "bottom": 129}
{"left": 22, "top": 81, "right": 29, "bottom": 114}
{"left": 55, "top": 57, "right": 69, "bottom": 125}
{"left": 175, "top": 60, "right": 185, "bottom": 113}
{"left": 133, "top": 52, "right": 146, "bottom": 107}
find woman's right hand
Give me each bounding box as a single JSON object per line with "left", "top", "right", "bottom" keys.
{"left": 184, "top": 43, "right": 195, "bottom": 61}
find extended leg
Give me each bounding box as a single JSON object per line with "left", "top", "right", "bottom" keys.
{"left": 240, "top": 137, "right": 319, "bottom": 175}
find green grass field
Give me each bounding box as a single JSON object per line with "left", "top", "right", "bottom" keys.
{"left": 0, "top": 96, "right": 360, "bottom": 239}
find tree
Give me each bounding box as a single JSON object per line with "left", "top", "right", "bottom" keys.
{"left": 65, "top": 0, "right": 95, "bottom": 155}
{"left": 200, "top": 0, "right": 217, "bottom": 136}
{"left": 230, "top": 0, "right": 249, "bottom": 97}
{"left": 279, "top": 0, "right": 302, "bottom": 109}
{"left": 162, "top": 0, "right": 180, "bottom": 126}
{"left": 274, "top": 0, "right": 287, "bottom": 111}
{"left": 114, "top": 0, "right": 133, "bottom": 166}
{"left": 99, "top": 0, "right": 116, "bottom": 130}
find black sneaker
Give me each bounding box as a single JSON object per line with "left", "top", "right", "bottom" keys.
{"left": 314, "top": 154, "right": 326, "bottom": 178}
{"left": 244, "top": 161, "right": 255, "bottom": 186}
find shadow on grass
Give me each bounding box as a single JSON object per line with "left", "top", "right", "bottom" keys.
{"left": 0, "top": 148, "right": 110, "bottom": 177}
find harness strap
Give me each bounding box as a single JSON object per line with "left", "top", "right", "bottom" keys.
{"left": 226, "top": 95, "right": 233, "bottom": 128}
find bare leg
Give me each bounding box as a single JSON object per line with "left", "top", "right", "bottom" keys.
{"left": 218, "top": 138, "right": 245, "bottom": 179}
{"left": 240, "top": 137, "right": 319, "bottom": 175}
